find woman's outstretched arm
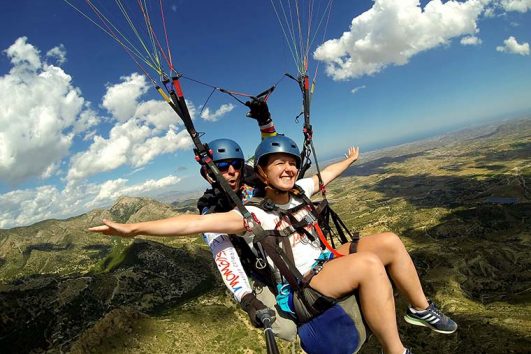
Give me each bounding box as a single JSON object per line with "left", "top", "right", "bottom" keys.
{"left": 311, "top": 146, "right": 359, "bottom": 193}
{"left": 88, "top": 211, "right": 245, "bottom": 238}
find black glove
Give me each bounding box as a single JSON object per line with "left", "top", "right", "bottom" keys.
{"left": 245, "top": 99, "right": 272, "bottom": 126}
{"left": 256, "top": 307, "right": 277, "bottom": 328}
{"left": 240, "top": 293, "right": 276, "bottom": 328}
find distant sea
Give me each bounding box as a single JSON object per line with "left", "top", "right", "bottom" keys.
{"left": 321, "top": 113, "right": 530, "bottom": 161}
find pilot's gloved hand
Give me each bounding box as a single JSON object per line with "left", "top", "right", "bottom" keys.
{"left": 245, "top": 99, "right": 272, "bottom": 126}
{"left": 240, "top": 293, "right": 276, "bottom": 327}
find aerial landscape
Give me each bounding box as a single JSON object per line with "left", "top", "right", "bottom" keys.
{"left": 1, "top": 1, "right": 531, "bottom": 353}
{"left": 0, "top": 117, "right": 529, "bottom": 353}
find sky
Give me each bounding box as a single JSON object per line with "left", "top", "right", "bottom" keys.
{"left": 0, "top": 0, "right": 530, "bottom": 229}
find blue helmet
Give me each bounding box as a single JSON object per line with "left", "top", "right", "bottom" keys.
{"left": 254, "top": 135, "right": 301, "bottom": 168}
{"left": 208, "top": 139, "right": 244, "bottom": 162}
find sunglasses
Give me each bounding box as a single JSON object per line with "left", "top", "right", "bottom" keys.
{"left": 215, "top": 159, "right": 243, "bottom": 172}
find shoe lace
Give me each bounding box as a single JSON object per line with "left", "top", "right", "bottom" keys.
{"left": 430, "top": 303, "right": 443, "bottom": 317}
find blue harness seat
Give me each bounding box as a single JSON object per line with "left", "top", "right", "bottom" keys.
{"left": 298, "top": 295, "right": 367, "bottom": 354}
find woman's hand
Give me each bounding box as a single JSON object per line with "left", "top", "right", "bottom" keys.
{"left": 314, "top": 146, "right": 360, "bottom": 192}
{"left": 344, "top": 146, "right": 359, "bottom": 163}
{"left": 88, "top": 219, "right": 136, "bottom": 238}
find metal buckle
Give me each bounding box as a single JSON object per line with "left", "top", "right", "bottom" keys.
{"left": 303, "top": 213, "right": 316, "bottom": 224}
{"left": 255, "top": 257, "right": 267, "bottom": 270}
{"left": 244, "top": 213, "right": 261, "bottom": 232}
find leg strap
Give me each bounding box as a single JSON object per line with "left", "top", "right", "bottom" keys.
{"left": 349, "top": 237, "right": 359, "bottom": 254}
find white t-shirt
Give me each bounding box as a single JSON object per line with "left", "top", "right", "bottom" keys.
{"left": 235, "top": 178, "right": 323, "bottom": 279}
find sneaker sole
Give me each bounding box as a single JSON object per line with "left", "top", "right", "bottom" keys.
{"left": 404, "top": 315, "right": 457, "bottom": 334}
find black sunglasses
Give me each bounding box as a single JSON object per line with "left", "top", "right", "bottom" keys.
{"left": 215, "top": 159, "right": 243, "bottom": 172}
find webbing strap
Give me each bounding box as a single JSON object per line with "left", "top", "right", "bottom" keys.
{"left": 229, "top": 235, "right": 277, "bottom": 291}
{"left": 329, "top": 207, "right": 358, "bottom": 244}
{"left": 253, "top": 227, "right": 304, "bottom": 290}
{"left": 314, "top": 223, "right": 343, "bottom": 258}
{"left": 160, "top": 76, "right": 253, "bottom": 222}
{"left": 296, "top": 74, "right": 326, "bottom": 198}
{"left": 280, "top": 236, "right": 296, "bottom": 273}
{"left": 253, "top": 226, "right": 296, "bottom": 239}
{"left": 318, "top": 204, "right": 336, "bottom": 249}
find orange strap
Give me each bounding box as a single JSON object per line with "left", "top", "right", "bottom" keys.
{"left": 314, "top": 222, "right": 343, "bottom": 258}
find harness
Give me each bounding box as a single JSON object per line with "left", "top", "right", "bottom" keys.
{"left": 244, "top": 185, "right": 360, "bottom": 324}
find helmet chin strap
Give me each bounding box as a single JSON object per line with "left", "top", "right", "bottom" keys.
{"left": 264, "top": 184, "right": 287, "bottom": 195}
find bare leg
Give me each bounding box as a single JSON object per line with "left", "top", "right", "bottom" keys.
{"left": 357, "top": 232, "right": 429, "bottom": 310}
{"left": 310, "top": 252, "right": 405, "bottom": 354}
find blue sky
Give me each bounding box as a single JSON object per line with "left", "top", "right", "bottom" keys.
{"left": 0, "top": 0, "right": 530, "bottom": 228}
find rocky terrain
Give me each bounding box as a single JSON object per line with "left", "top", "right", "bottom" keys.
{"left": 0, "top": 118, "right": 529, "bottom": 353}
{"left": 0, "top": 197, "right": 219, "bottom": 353}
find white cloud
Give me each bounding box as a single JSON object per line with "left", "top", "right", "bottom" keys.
{"left": 200, "top": 103, "right": 235, "bottom": 121}
{"left": 484, "top": 6, "right": 497, "bottom": 17}
{"left": 67, "top": 74, "right": 196, "bottom": 182}
{"left": 351, "top": 85, "right": 366, "bottom": 94}
{"left": 135, "top": 99, "right": 179, "bottom": 130}
{"left": 496, "top": 35, "right": 530, "bottom": 55}
{"left": 0, "top": 37, "right": 99, "bottom": 185}
{"left": 314, "top": 0, "right": 486, "bottom": 80}
{"left": 0, "top": 175, "right": 182, "bottom": 228}
{"left": 484, "top": 0, "right": 531, "bottom": 16}
{"left": 461, "top": 35, "right": 483, "bottom": 45}
{"left": 46, "top": 44, "right": 67, "bottom": 65}
{"left": 130, "top": 128, "right": 192, "bottom": 167}
{"left": 102, "top": 73, "right": 150, "bottom": 121}
{"left": 67, "top": 125, "right": 135, "bottom": 181}
{"left": 82, "top": 129, "right": 98, "bottom": 142}
{"left": 74, "top": 108, "right": 100, "bottom": 134}
{"left": 5, "top": 36, "right": 41, "bottom": 71}
{"left": 500, "top": 0, "right": 531, "bottom": 12}
{"left": 185, "top": 99, "right": 197, "bottom": 120}
{"left": 125, "top": 167, "right": 145, "bottom": 176}
{"left": 90, "top": 175, "right": 181, "bottom": 206}
{"left": 67, "top": 119, "right": 192, "bottom": 182}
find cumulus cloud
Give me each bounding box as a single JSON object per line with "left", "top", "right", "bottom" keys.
{"left": 483, "top": 0, "right": 531, "bottom": 16}
{"left": 0, "top": 37, "right": 99, "bottom": 185}
{"left": 90, "top": 175, "right": 181, "bottom": 206}
{"left": 0, "top": 175, "right": 182, "bottom": 228}
{"left": 67, "top": 121, "right": 192, "bottom": 181}
{"left": 483, "top": 6, "right": 497, "bottom": 17}
{"left": 46, "top": 44, "right": 67, "bottom": 65}
{"left": 185, "top": 99, "right": 197, "bottom": 120}
{"left": 461, "top": 35, "right": 483, "bottom": 45}
{"left": 135, "top": 99, "right": 179, "bottom": 130}
{"left": 314, "top": 0, "right": 486, "bottom": 80}
{"left": 5, "top": 36, "right": 41, "bottom": 72}
{"left": 104, "top": 77, "right": 188, "bottom": 129}
{"left": 66, "top": 73, "right": 196, "bottom": 182}
{"left": 500, "top": 0, "right": 531, "bottom": 12}
{"left": 74, "top": 108, "right": 100, "bottom": 134}
{"left": 200, "top": 103, "right": 235, "bottom": 121}
{"left": 102, "top": 73, "right": 150, "bottom": 121}
{"left": 496, "top": 35, "right": 530, "bottom": 55}
{"left": 130, "top": 129, "right": 192, "bottom": 167}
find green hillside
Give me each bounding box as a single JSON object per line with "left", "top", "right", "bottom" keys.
{"left": 0, "top": 118, "right": 529, "bottom": 353}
